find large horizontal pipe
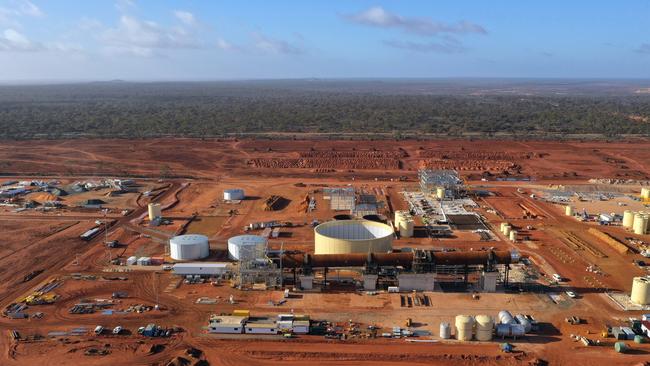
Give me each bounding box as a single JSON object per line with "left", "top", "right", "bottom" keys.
{"left": 280, "top": 250, "right": 516, "bottom": 269}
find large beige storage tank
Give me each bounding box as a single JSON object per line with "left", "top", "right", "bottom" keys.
{"left": 314, "top": 220, "right": 393, "bottom": 254}
{"left": 455, "top": 315, "right": 474, "bottom": 341}
{"left": 436, "top": 187, "right": 445, "bottom": 200}
{"left": 474, "top": 315, "right": 494, "bottom": 341}
{"left": 500, "top": 222, "right": 507, "bottom": 232}
{"left": 148, "top": 203, "right": 162, "bottom": 221}
{"left": 631, "top": 277, "right": 650, "bottom": 305}
{"left": 634, "top": 213, "right": 646, "bottom": 235}
{"left": 565, "top": 205, "right": 573, "bottom": 216}
{"left": 623, "top": 210, "right": 635, "bottom": 229}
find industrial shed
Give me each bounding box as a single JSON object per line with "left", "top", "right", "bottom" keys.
{"left": 172, "top": 263, "right": 230, "bottom": 276}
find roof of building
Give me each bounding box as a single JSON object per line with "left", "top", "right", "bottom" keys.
{"left": 173, "top": 262, "right": 229, "bottom": 269}
{"left": 209, "top": 315, "right": 247, "bottom": 325}
{"left": 246, "top": 323, "right": 277, "bottom": 329}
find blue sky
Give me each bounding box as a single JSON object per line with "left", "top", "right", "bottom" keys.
{"left": 0, "top": 0, "right": 649, "bottom": 81}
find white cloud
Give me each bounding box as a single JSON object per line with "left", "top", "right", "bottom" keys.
{"left": 173, "top": 10, "right": 196, "bottom": 27}
{"left": 101, "top": 15, "right": 201, "bottom": 56}
{"left": 344, "top": 6, "right": 486, "bottom": 36}
{"left": 253, "top": 32, "right": 303, "bottom": 55}
{"left": 217, "top": 37, "right": 238, "bottom": 51}
{"left": 382, "top": 39, "right": 465, "bottom": 54}
{"left": 115, "top": 0, "right": 136, "bottom": 13}
{"left": 0, "top": 28, "right": 40, "bottom": 51}
{"left": 18, "top": 0, "right": 43, "bottom": 17}
{"left": 0, "top": 0, "right": 44, "bottom": 26}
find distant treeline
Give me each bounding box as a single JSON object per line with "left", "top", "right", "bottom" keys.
{"left": 0, "top": 81, "right": 648, "bottom": 139}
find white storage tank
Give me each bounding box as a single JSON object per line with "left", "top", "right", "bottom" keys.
{"left": 224, "top": 189, "right": 245, "bottom": 201}
{"left": 631, "top": 277, "right": 650, "bottom": 305}
{"left": 623, "top": 210, "right": 635, "bottom": 228}
{"left": 455, "top": 315, "right": 474, "bottom": 341}
{"left": 439, "top": 322, "right": 451, "bottom": 339}
{"left": 170, "top": 234, "right": 210, "bottom": 261}
{"left": 474, "top": 315, "right": 494, "bottom": 341}
{"left": 228, "top": 235, "right": 267, "bottom": 261}
{"left": 498, "top": 310, "right": 516, "bottom": 325}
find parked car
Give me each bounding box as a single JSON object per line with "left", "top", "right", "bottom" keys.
{"left": 566, "top": 291, "right": 577, "bottom": 298}
{"left": 112, "top": 326, "right": 123, "bottom": 335}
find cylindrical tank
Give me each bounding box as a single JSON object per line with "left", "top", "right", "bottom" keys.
{"left": 314, "top": 220, "right": 393, "bottom": 254}
{"left": 644, "top": 214, "right": 650, "bottom": 234}
{"left": 500, "top": 223, "right": 507, "bottom": 232}
{"left": 436, "top": 187, "right": 445, "bottom": 199}
{"left": 498, "top": 310, "right": 516, "bottom": 325}
{"left": 623, "top": 210, "right": 635, "bottom": 228}
{"left": 496, "top": 324, "right": 525, "bottom": 338}
{"left": 515, "top": 314, "right": 532, "bottom": 333}
{"left": 455, "top": 315, "right": 474, "bottom": 341}
{"left": 223, "top": 189, "right": 245, "bottom": 201}
{"left": 503, "top": 226, "right": 511, "bottom": 236}
{"left": 474, "top": 315, "right": 494, "bottom": 341}
{"left": 642, "top": 187, "right": 650, "bottom": 200}
{"left": 400, "top": 219, "right": 414, "bottom": 238}
{"left": 509, "top": 230, "right": 517, "bottom": 242}
{"left": 439, "top": 322, "right": 451, "bottom": 339}
{"left": 169, "top": 234, "right": 210, "bottom": 261}
{"left": 565, "top": 206, "right": 573, "bottom": 216}
{"left": 633, "top": 213, "right": 646, "bottom": 235}
{"left": 148, "top": 203, "right": 162, "bottom": 221}
{"left": 634, "top": 335, "right": 644, "bottom": 344}
{"left": 227, "top": 235, "right": 267, "bottom": 261}
{"left": 631, "top": 277, "right": 650, "bottom": 305}
{"left": 614, "top": 341, "right": 628, "bottom": 353}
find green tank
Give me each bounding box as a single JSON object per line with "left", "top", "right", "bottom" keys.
{"left": 634, "top": 335, "right": 644, "bottom": 344}
{"left": 614, "top": 341, "right": 628, "bottom": 353}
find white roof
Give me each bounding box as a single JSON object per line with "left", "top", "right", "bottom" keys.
{"left": 170, "top": 234, "right": 208, "bottom": 245}
{"left": 173, "top": 262, "right": 229, "bottom": 269}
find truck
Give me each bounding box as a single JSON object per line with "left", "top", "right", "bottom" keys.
{"left": 94, "top": 325, "right": 104, "bottom": 335}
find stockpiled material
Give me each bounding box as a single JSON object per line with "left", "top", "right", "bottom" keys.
{"left": 587, "top": 228, "right": 630, "bottom": 254}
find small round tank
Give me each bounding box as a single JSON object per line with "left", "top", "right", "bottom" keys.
{"left": 631, "top": 277, "right": 650, "bottom": 305}
{"left": 439, "top": 322, "right": 451, "bottom": 339}
{"left": 614, "top": 341, "right": 628, "bottom": 353}
{"left": 565, "top": 205, "right": 573, "bottom": 216}
{"left": 623, "top": 210, "right": 634, "bottom": 228}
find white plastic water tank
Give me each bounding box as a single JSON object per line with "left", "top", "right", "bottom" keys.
{"left": 439, "top": 322, "right": 451, "bottom": 339}
{"left": 169, "top": 234, "right": 210, "bottom": 261}
{"left": 228, "top": 235, "right": 267, "bottom": 261}
{"left": 224, "top": 189, "right": 245, "bottom": 201}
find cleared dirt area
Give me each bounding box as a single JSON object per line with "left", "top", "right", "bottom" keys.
{"left": 1, "top": 138, "right": 650, "bottom": 366}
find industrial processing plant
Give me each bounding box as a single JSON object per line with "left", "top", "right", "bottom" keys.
{"left": 3, "top": 139, "right": 650, "bottom": 366}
